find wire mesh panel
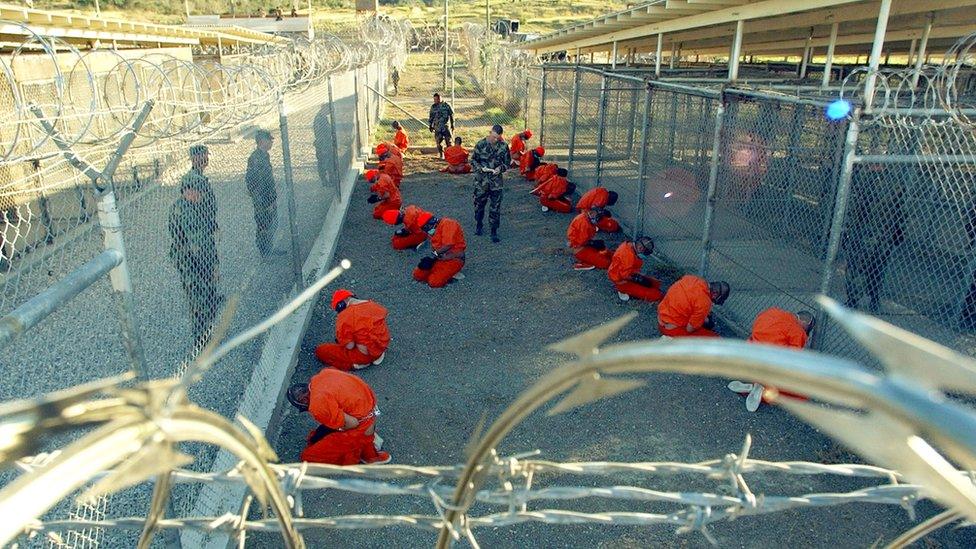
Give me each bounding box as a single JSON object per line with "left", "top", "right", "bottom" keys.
{"left": 540, "top": 66, "right": 575, "bottom": 163}
{"left": 705, "top": 93, "right": 847, "bottom": 335}
{"left": 525, "top": 67, "right": 543, "bottom": 141}
{"left": 820, "top": 115, "right": 976, "bottom": 364}
{"left": 594, "top": 75, "right": 645, "bottom": 234}
{"left": 639, "top": 85, "right": 719, "bottom": 272}
{"left": 569, "top": 70, "right": 604, "bottom": 187}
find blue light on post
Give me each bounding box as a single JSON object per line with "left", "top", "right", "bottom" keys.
{"left": 826, "top": 99, "right": 852, "bottom": 121}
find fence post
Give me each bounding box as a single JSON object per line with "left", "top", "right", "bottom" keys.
{"left": 594, "top": 73, "right": 610, "bottom": 181}
{"left": 815, "top": 109, "right": 862, "bottom": 340}
{"left": 539, "top": 67, "right": 547, "bottom": 147}
{"left": 567, "top": 66, "right": 582, "bottom": 177}
{"left": 327, "top": 74, "right": 343, "bottom": 197}
{"left": 277, "top": 97, "right": 305, "bottom": 289}
{"left": 353, "top": 69, "right": 364, "bottom": 156}
{"left": 698, "top": 94, "right": 727, "bottom": 278}
{"left": 634, "top": 82, "right": 654, "bottom": 237}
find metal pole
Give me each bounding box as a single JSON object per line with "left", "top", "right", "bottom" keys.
{"left": 443, "top": 0, "right": 449, "bottom": 92}
{"left": 655, "top": 34, "right": 663, "bottom": 77}
{"left": 353, "top": 69, "right": 364, "bottom": 155}
{"left": 728, "top": 20, "right": 744, "bottom": 81}
{"left": 0, "top": 250, "right": 122, "bottom": 348}
{"left": 799, "top": 45, "right": 811, "bottom": 79}
{"left": 863, "top": 0, "right": 893, "bottom": 113}
{"left": 539, "top": 67, "right": 547, "bottom": 147}
{"left": 94, "top": 0, "right": 100, "bottom": 16}
{"left": 816, "top": 109, "right": 861, "bottom": 339}
{"left": 912, "top": 15, "right": 933, "bottom": 89}
{"left": 634, "top": 84, "right": 653, "bottom": 236}
{"left": 326, "top": 75, "right": 342, "bottom": 196}
{"left": 594, "top": 74, "right": 609, "bottom": 182}
{"left": 277, "top": 99, "right": 304, "bottom": 289}
{"left": 669, "top": 41, "right": 677, "bottom": 70}
{"left": 822, "top": 22, "right": 839, "bottom": 89}
{"left": 184, "top": 0, "right": 189, "bottom": 18}
{"left": 611, "top": 41, "right": 618, "bottom": 70}
{"left": 907, "top": 38, "right": 917, "bottom": 67}
{"left": 567, "top": 66, "right": 582, "bottom": 177}
{"left": 699, "top": 98, "right": 727, "bottom": 278}
{"left": 485, "top": 0, "right": 490, "bottom": 32}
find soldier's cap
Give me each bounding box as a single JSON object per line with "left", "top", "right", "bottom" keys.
{"left": 331, "top": 288, "right": 355, "bottom": 310}
{"left": 491, "top": 124, "right": 504, "bottom": 136}
{"left": 189, "top": 144, "right": 209, "bottom": 156}
{"left": 254, "top": 129, "right": 273, "bottom": 141}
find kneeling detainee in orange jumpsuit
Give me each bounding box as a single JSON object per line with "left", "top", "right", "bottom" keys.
{"left": 608, "top": 237, "right": 663, "bottom": 302}
{"left": 567, "top": 210, "right": 612, "bottom": 271}
{"left": 383, "top": 206, "right": 430, "bottom": 251}
{"left": 412, "top": 214, "right": 466, "bottom": 288}
{"left": 440, "top": 137, "right": 472, "bottom": 174}
{"left": 376, "top": 144, "right": 403, "bottom": 187}
{"left": 314, "top": 288, "right": 390, "bottom": 371}
{"left": 728, "top": 308, "right": 815, "bottom": 412}
{"left": 657, "top": 275, "right": 730, "bottom": 337}
{"left": 520, "top": 147, "right": 544, "bottom": 179}
{"left": 577, "top": 187, "right": 622, "bottom": 233}
{"left": 532, "top": 168, "right": 576, "bottom": 213}
{"left": 287, "top": 369, "right": 391, "bottom": 465}
{"left": 365, "top": 169, "right": 401, "bottom": 220}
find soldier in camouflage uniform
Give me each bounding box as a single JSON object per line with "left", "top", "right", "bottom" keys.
{"left": 169, "top": 145, "right": 223, "bottom": 348}
{"left": 245, "top": 129, "right": 278, "bottom": 256}
{"left": 470, "top": 124, "right": 512, "bottom": 243}
{"left": 428, "top": 93, "right": 455, "bottom": 158}
{"left": 842, "top": 165, "right": 906, "bottom": 313}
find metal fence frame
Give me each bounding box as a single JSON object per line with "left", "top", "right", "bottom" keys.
{"left": 540, "top": 63, "right": 976, "bottom": 363}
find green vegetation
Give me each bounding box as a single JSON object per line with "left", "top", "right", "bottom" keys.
{"left": 29, "top": 0, "right": 630, "bottom": 35}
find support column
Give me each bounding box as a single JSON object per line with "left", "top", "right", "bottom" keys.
{"left": 278, "top": 99, "right": 304, "bottom": 289}
{"left": 863, "top": 0, "right": 893, "bottom": 112}
{"left": 634, "top": 84, "right": 653, "bottom": 236}
{"left": 912, "top": 14, "right": 933, "bottom": 88}
{"left": 699, "top": 97, "right": 727, "bottom": 278}
{"left": 669, "top": 41, "right": 678, "bottom": 70}
{"left": 907, "top": 39, "right": 917, "bottom": 66}
{"left": 611, "top": 41, "right": 618, "bottom": 69}
{"left": 728, "top": 20, "right": 744, "bottom": 82}
{"left": 539, "top": 68, "right": 548, "bottom": 147}
{"left": 567, "top": 67, "right": 582, "bottom": 176}
{"left": 326, "top": 75, "right": 342, "bottom": 195}
{"left": 594, "top": 74, "right": 609, "bottom": 181}
{"left": 822, "top": 22, "right": 839, "bottom": 88}
{"left": 655, "top": 34, "right": 664, "bottom": 77}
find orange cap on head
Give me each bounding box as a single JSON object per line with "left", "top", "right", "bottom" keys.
{"left": 331, "top": 289, "right": 354, "bottom": 310}
{"left": 524, "top": 129, "right": 533, "bottom": 139}
{"left": 375, "top": 143, "right": 389, "bottom": 156}
{"left": 364, "top": 169, "right": 379, "bottom": 181}
{"left": 535, "top": 146, "right": 545, "bottom": 156}
{"left": 416, "top": 211, "right": 434, "bottom": 228}
{"left": 382, "top": 210, "right": 402, "bottom": 225}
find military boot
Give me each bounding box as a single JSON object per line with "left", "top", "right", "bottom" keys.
{"left": 475, "top": 220, "right": 484, "bottom": 236}
{"left": 490, "top": 228, "right": 500, "bottom": 243}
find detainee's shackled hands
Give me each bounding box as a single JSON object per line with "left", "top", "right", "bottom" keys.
{"left": 481, "top": 167, "right": 495, "bottom": 173}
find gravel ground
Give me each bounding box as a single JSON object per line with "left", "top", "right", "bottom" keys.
{"left": 260, "top": 154, "right": 972, "bottom": 548}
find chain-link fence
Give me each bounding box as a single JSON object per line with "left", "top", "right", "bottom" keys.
{"left": 541, "top": 63, "right": 976, "bottom": 366}
{"left": 0, "top": 16, "right": 396, "bottom": 547}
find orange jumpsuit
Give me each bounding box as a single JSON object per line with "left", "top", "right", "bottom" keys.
{"left": 394, "top": 128, "right": 409, "bottom": 152}
{"left": 534, "top": 175, "right": 573, "bottom": 213}
{"left": 315, "top": 300, "right": 391, "bottom": 371}
{"left": 657, "top": 275, "right": 719, "bottom": 337}
{"left": 520, "top": 152, "right": 541, "bottom": 180}
{"left": 391, "top": 205, "right": 429, "bottom": 250}
{"left": 370, "top": 173, "right": 402, "bottom": 220}
{"left": 577, "top": 187, "right": 621, "bottom": 233}
{"left": 534, "top": 164, "right": 559, "bottom": 186}
{"left": 608, "top": 242, "right": 663, "bottom": 302}
{"left": 301, "top": 369, "right": 384, "bottom": 465}
{"left": 567, "top": 213, "right": 611, "bottom": 269}
{"left": 414, "top": 218, "right": 466, "bottom": 288}
{"left": 745, "top": 308, "right": 809, "bottom": 403}
{"left": 509, "top": 134, "right": 527, "bottom": 164}
{"left": 380, "top": 154, "right": 404, "bottom": 187}
{"left": 376, "top": 142, "right": 402, "bottom": 159}
{"left": 440, "top": 145, "right": 472, "bottom": 174}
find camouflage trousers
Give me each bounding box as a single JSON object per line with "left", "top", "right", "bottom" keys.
{"left": 175, "top": 261, "right": 222, "bottom": 348}
{"left": 473, "top": 185, "right": 503, "bottom": 231}
{"left": 251, "top": 198, "right": 277, "bottom": 256}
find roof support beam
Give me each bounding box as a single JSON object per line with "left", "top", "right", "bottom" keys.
{"left": 655, "top": 33, "right": 663, "bottom": 76}
{"left": 864, "top": 0, "right": 893, "bottom": 112}
{"left": 822, "top": 22, "right": 839, "bottom": 88}
{"left": 728, "top": 19, "right": 744, "bottom": 81}
{"left": 912, "top": 14, "right": 934, "bottom": 88}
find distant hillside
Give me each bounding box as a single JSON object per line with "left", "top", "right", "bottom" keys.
{"left": 27, "top": 0, "right": 630, "bottom": 34}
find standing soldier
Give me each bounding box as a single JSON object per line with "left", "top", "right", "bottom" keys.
{"left": 245, "top": 130, "right": 278, "bottom": 257}
{"left": 470, "top": 124, "right": 512, "bottom": 243}
{"left": 169, "top": 145, "right": 222, "bottom": 349}
{"left": 428, "top": 93, "right": 455, "bottom": 158}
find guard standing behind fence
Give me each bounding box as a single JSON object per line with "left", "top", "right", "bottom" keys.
{"left": 428, "top": 93, "right": 455, "bottom": 158}
{"left": 245, "top": 130, "right": 279, "bottom": 257}
{"left": 169, "top": 145, "right": 223, "bottom": 349}
{"left": 470, "top": 124, "right": 512, "bottom": 244}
